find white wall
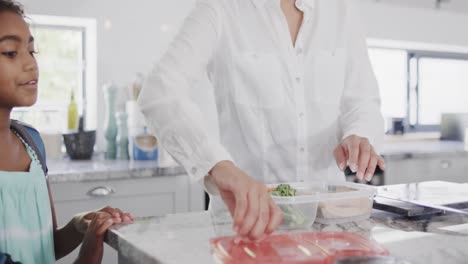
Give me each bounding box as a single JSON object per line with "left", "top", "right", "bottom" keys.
{"left": 359, "top": 0, "right": 468, "bottom": 15}
{"left": 22, "top": 0, "right": 197, "bottom": 82}
{"left": 21, "top": 0, "right": 220, "bottom": 150}
{"left": 20, "top": 0, "right": 468, "bottom": 149}
{"left": 358, "top": 1, "right": 468, "bottom": 48}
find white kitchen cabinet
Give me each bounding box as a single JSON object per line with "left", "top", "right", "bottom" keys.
{"left": 384, "top": 155, "right": 468, "bottom": 185}
{"left": 50, "top": 174, "right": 205, "bottom": 264}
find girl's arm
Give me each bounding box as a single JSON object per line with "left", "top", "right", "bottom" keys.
{"left": 47, "top": 180, "right": 133, "bottom": 260}
{"left": 47, "top": 180, "right": 84, "bottom": 259}
{"left": 73, "top": 212, "right": 115, "bottom": 264}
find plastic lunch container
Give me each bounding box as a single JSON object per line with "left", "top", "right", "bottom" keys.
{"left": 211, "top": 231, "right": 389, "bottom": 264}
{"left": 267, "top": 183, "right": 319, "bottom": 230}
{"left": 268, "top": 181, "right": 377, "bottom": 227}
{"left": 314, "top": 182, "right": 376, "bottom": 225}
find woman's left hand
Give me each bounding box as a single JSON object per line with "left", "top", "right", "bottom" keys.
{"left": 334, "top": 135, "right": 385, "bottom": 182}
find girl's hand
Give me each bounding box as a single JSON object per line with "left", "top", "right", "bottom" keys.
{"left": 73, "top": 207, "right": 134, "bottom": 234}
{"left": 75, "top": 212, "right": 114, "bottom": 264}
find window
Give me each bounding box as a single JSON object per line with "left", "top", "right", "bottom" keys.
{"left": 12, "top": 15, "right": 97, "bottom": 132}
{"left": 368, "top": 44, "right": 468, "bottom": 132}
{"left": 368, "top": 48, "right": 407, "bottom": 120}
{"left": 415, "top": 56, "right": 468, "bottom": 125}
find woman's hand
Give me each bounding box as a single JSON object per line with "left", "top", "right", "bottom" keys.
{"left": 334, "top": 135, "right": 385, "bottom": 181}
{"left": 73, "top": 207, "right": 134, "bottom": 234}
{"left": 209, "top": 161, "right": 283, "bottom": 241}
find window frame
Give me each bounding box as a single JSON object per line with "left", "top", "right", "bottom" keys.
{"left": 15, "top": 15, "right": 97, "bottom": 131}
{"left": 407, "top": 50, "right": 468, "bottom": 131}
{"left": 368, "top": 39, "right": 468, "bottom": 133}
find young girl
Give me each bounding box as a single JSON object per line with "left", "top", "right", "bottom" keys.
{"left": 0, "top": 1, "right": 134, "bottom": 263}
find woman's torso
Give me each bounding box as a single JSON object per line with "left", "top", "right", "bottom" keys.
{"left": 207, "top": 0, "right": 350, "bottom": 183}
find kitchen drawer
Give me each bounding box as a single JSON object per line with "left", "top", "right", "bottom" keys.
{"left": 51, "top": 176, "right": 185, "bottom": 202}
{"left": 51, "top": 176, "right": 190, "bottom": 224}
{"left": 51, "top": 174, "right": 205, "bottom": 264}
{"left": 53, "top": 191, "right": 176, "bottom": 264}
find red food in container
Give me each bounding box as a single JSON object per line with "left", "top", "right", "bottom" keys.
{"left": 211, "top": 232, "right": 389, "bottom": 264}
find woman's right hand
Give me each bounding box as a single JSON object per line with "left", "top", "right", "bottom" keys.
{"left": 209, "top": 161, "right": 283, "bottom": 241}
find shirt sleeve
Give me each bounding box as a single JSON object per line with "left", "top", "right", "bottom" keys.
{"left": 340, "top": 2, "right": 385, "bottom": 152}
{"left": 137, "top": 0, "right": 233, "bottom": 183}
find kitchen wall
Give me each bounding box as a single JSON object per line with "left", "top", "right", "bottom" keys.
{"left": 20, "top": 0, "right": 468, "bottom": 150}
{"left": 359, "top": 0, "right": 468, "bottom": 47}
{"left": 21, "top": 0, "right": 212, "bottom": 150}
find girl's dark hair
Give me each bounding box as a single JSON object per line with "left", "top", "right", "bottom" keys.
{"left": 0, "top": 0, "right": 24, "bottom": 16}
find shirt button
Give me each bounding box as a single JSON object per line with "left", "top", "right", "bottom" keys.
{"left": 299, "top": 112, "right": 304, "bottom": 118}
{"left": 296, "top": 77, "right": 302, "bottom": 83}
{"left": 191, "top": 167, "right": 197, "bottom": 174}
{"left": 296, "top": 48, "right": 303, "bottom": 55}
{"left": 300, "top": 147, "right": 305, "bottom": 152}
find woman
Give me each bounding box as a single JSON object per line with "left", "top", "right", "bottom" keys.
{"left": 138, "top": 0, "right": 385, "bottom": 241}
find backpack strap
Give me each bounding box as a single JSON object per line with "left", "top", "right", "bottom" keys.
{"left": 0, "top": 252, "right": 21, "bottom": 264}
{"left": 10, "top": 120, "right": 48, "bottom": 176}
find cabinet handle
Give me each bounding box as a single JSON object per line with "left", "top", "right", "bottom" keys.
{"left": 440, "top": 160, "right": 451, "bottom": 169}
{"left": 87, "top": 186, "right": 115, "bottom": 197}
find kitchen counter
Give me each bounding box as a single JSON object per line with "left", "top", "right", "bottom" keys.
{"left": 46, "top": 136, "right": 467, "bottom": 182}
{"left": 47, "top": 158, "right": 185, "bottom": 183}
{"left": 105, "top": 208, "right": 468, "bottom": 264}
{"left": 382, "top": 139, "right": 468, "bottom": 160}
{"left": 48, "top": 158, "right": 203, "bottom": 264}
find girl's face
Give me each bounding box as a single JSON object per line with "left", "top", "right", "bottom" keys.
{"left": 0, "top": 11, "right": 38, "bottom": 109}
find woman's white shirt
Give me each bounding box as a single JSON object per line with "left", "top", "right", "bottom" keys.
{"left": 138, "top": 0, "right": 384, "bottom": 185}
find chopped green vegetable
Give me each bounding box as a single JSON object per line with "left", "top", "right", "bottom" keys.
{"left": 269, "top": 184, "right": 307, "bottom": 228}
{"left": 280, "top": 204, "right": 306, "bottom": 227}
{"left": 270, "top": 184, "right": 297, "bottom": 197}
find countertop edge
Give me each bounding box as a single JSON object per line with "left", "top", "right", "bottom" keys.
{"left": 106, "top": 225, "right": 160, "bottom": 264}
{"left": 48, "top": 165, "right": 186, "bottom": 183}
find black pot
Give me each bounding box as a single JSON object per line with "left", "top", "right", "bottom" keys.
{"left": 63, "top": 116, "right": 96, "bottom": 160}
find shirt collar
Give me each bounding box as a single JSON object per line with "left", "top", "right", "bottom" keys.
{"left": 251, "top": 0, "right": 315, "bottom": 9}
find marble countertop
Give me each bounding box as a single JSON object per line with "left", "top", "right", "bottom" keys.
{"left": 47, "top": 158, "right": 185, "bottom": 183}
{"left": 106, "top": 209, "right": 468, "bottom": 264}
{"left": 45, "top": 138, "right": 468, "bottom": 182}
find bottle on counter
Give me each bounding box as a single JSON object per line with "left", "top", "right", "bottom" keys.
{"left": 132, "top": 126, "right": 158, "bottom": 161}
{"left": 67, "top": 90, "right": 78, "bottom": 130}
{"left": 116, "top": 111, "right": 129, "bottom": 160}
{"left": 126, "top": 100, "right": 158, "bottom": 161}
{"left": 103, "top": 83, "right": 118, "bottom": 160}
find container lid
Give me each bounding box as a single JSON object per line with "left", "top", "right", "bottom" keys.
{"left": 268, "top": 182, "right": 319, "bottom": 204}
{"left": 268, "top": 182, "right": 376, "bottom": 203}
{"left": 211, "top": 232, "right": 389, "bottom": 264}
{"left": 317, "top": 181, "right": 377, "bottom": 201}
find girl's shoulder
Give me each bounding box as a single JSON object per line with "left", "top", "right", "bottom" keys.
{"left": 11, "top": 120, "right": 37, "bottom": 132}
{"left": 10, "top": 120, "right": 48, "bottom": 175}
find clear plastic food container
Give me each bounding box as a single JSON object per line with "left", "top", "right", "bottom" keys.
{"left": 268, "top": 182, "right": 376, "bottom": 226}
{"left": 268, "top": 183, "right": 320, "bottom": 230}
{"left": 315, "top": 182, "right": 376, "bottom": 225}
{"left": 211, "top": 231, "right": 389, "bottom": 264}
